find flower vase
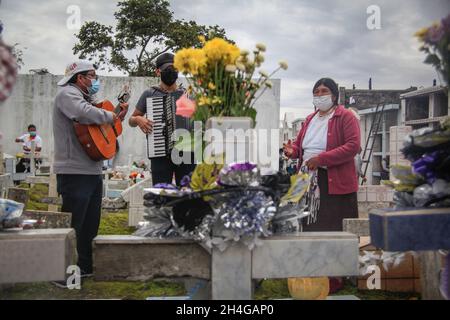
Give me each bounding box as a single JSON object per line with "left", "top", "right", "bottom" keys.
{"left": 205, "top": 117, "right": 255, "bottom": 165}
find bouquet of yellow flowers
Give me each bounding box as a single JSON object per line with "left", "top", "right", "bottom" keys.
{"left": 415, "top": 14, "right": 450, "bottom": 86}
{"left": 174, "top": 37, "right": 288, "bottom": 124}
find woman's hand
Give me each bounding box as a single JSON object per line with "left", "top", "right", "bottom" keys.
{"left": 305, "top": 156, "right": 320, "bottom": 171}
{"left": 283, "top": 141, "right": 294, "bottom": 158}
{"left": 135, "top": 116, "right": 154, "bottom": 135}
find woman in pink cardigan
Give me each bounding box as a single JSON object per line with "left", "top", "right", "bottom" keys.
{"left": 284, "top": 78, "right": 361, "bottom": 232}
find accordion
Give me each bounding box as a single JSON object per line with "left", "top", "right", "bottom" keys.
{"left": 146, "top": 95, "right": 176, "bottom": 159}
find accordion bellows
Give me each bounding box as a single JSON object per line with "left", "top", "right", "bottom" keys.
{"left": 146, "top": 96, "right": 176, "bottom": 159}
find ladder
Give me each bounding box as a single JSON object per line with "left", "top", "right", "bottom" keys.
{"left": 360, "top": 104, "right": 386, "bottom": 186}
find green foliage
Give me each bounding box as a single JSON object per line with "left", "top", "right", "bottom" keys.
{"left": 190, "top": 158, "right": 224, "bottom": 192}
{"left": 73, "top": 0, "right": 230, "bottom": 77}
{"left": 98, "top": 211, "right": 136, "bottom": 235}
{"left": 253, "top": 279, "right": 421, "bottom": 300}
{"left": 18, "top": 183, "right": 49, "bottom": 211}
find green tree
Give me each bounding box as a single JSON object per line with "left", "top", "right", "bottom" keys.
{"left": 73, "top": 0, "right": 231, "bottom": 76}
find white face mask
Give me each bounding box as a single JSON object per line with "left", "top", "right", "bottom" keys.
{"left": 313, "top": 95, "right": 334, "bottom": 111}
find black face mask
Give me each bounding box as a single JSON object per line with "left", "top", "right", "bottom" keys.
{"left": 161, "top": 67, "right": 179, "bottom": 86}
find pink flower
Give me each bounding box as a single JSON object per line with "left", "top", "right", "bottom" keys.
{"left": 176, "top": 94, "right": 197, "bottom": 118}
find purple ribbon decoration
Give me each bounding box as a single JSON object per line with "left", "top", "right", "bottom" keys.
{"left": 153, "top": 183, "right": 178, "bottom": 190}
{"left": 412, "top": 151, "right": 440, "bottom": 184}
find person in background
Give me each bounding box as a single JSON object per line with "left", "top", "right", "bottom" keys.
{"left": 284, "top": 78, "right": 361, "bottom": 294}
{"left": 284, "top": 78, "right": 361, "bottom": 230}
{"left": 14, "top": 124, "right": 43, "bottom": 172}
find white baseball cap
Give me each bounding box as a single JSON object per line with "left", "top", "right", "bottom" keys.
{"left": 57, "top": 60, "right": 97, "bottom": 86}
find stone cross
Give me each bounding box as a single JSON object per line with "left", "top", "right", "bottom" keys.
{"left": 93, "top": 232, "right": 360, "bottom": 300}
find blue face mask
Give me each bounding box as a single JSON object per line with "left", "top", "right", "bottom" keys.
{"left": 87, "top": 78, "right": 101, "bottom": 95}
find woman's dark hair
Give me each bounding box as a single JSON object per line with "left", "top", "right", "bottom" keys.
{"left": 313, "top": 78, "right": 339, "bottom": 105}
{"left": 68, "top": 70, "right": 89, "bottom": 84}
{"left": 28, "top": 124, "right": 36, "bottom": 130}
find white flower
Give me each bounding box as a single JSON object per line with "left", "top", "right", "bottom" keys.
{"left": 225, "top": 64, "right": 237, "bottom": 73}
{"left": 259, "top": 70, "right": 269, "bottom": 78}
{"left": 236, "top": 62, "right": 246, "bottom": 71}
{"left": 264, "top": 80, "right": 273, "bottom": 88}
{"left": 255, "top": 54, "right": 265, "bottom": 64}
{"left": 240, "top": 49, "right": 250, "bottom": 56}
{"left": 279, "top": 60, "right": 289, "bottom": 70}
{"left": 256, "top": 43, "right": 266, "bottom": 52}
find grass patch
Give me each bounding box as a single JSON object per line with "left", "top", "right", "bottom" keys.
{"left": 0, "top": 280, "right": 185, "bottom": 300}
{"left": 1, "top": 279, "right": 420, "bottom": 300}
{"left": 254, "top": 279, "right": 420, "bottom": 300}
{"left": 254, "top": 279, "right": 290, "bottom": 300}
{"left": 16, "top": 182, "right": 135, "bottom": 235}
{"left": 98, "top": 211, "right": 136, "bottom": 235}
{"left": 16, "top": 183, "right": 49, "bottom": 211}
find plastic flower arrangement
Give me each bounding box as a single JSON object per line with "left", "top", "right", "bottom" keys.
{"left": 135, "top": 161, "right": 311, "bottom": 251}
{"left": 174, "top": 37, "right": 288, "bottom": 124}
{"left": 415, "top": 14, "right": 450, "bottom": 86}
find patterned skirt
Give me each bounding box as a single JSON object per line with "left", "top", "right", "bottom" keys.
{"left": 302, "top": 168, "right": 358, "bottom": 232}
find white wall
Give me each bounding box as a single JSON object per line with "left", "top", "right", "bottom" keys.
{"left": 0, "top": 75, "right": 281, "bottom": 168}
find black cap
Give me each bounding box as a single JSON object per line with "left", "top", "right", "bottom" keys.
{"left": 156, "top": 53, "right": 174, "bottom": 71}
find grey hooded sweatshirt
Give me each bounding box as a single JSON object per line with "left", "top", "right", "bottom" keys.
{"left": 52, "top": 84, "right": 114, "bottom": 175}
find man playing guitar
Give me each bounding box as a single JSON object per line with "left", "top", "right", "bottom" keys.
{"left": 53, "top": 61, "right": 128, "bottom": 278}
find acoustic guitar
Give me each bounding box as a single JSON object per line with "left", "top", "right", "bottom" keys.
{"left": 74, "top": 85, "right": 131, "bottom": 161}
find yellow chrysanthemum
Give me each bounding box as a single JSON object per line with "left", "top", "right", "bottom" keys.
{"left": 208, "top": 82, "right": 216, "bottom": 90}
{"left": 174, "top": 48, "right": 207, "bottom": 75}
{"left": 212, "top": 96, "right": 223, "bottom": 105}
{"left": 414, "top": 27, "right": 429, "bottom": 41}
{"left": 198, "top": 35, "right": 206, "bottom": 44}
{"left": 203, "top": 38, "right": 240, "bottom": 65}
{"left": 198, "top": 96, "right": 212, "bottom": 106}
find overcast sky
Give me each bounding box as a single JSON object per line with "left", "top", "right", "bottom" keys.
{"left": 1, "top": 0, "right": 449, "bottom": 118}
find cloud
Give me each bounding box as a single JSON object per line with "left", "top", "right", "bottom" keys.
{"left": 1, "top": 0, "right": 448, "bottom": 118}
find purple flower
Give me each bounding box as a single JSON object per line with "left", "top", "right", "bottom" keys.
{"left": 180, "top": 175, "right": 192, "bottom": 188}
{"left": 426, "top": 24, "right": 445, "bottom": 44}
{"left": 154, "top": 183, "right": 178, "bottom": 190}
{"left": 228, "top": 162, "right": 257, "bottom": 172}
{"left": 442, "top": 14, "right": 450, "bottom": 33}
{"left": 412, "top": 151, "right": 440, "bottom": 184}
{"left": 217, "top": 162, "right": 260, "bottom": 186}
